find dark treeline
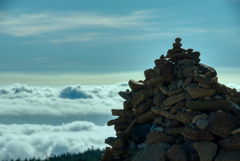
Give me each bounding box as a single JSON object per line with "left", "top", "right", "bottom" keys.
{"left": 4, "top": 147, "right": 104, "bottom": 161}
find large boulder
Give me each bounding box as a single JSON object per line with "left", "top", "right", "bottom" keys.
{"left": 182, "top": 125, "right": 215, "bottom": 141}
{"left": 219, "top": 134, "right": 240, "bottom": 150}
{"left": 207, "top": 111, "right": 238, "bottom": 138}
{"left": 214, "top": 149, "right": 240, "bottom": 161}
{"left": 166, "top": 144, "right": 187, "bottom": 161}
{"left": 132, "top": 143, "right": 171, "bottom": 161}
{"left": 145, "top": 131, "right": 175, "bottom": 146}
{"left": 193, "top": 141, "right": 218, "bottom": 161}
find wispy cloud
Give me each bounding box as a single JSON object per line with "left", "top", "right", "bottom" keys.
{"left": 0, "top": 10, "right": 155, "bottom": 37}
{"left": 49, "top": 33, "right": 103, "bottom": 43}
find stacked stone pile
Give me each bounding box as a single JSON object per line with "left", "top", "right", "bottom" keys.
{"left": 101, "top": 38, "right": 240, "bottom": 161}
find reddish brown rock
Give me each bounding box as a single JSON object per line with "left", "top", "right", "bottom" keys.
{"left": 183, "top": 76, "right": 193, "bottom": 87}
{"left": 182, "top": 125, "right": 215, "bottom": 141}
{"left": 147, "top": 87, "right": 155, "bottom": 96}
{"left": 166, "top": 144, "right": 187, "bottom": 161}
{"left": 154, "top": 58, "right": 167, "bottom": 65}
{"left": 105, "top": 137, "right": 115, "bottom": 147}
{"left": 170, "top": 101, "right": 185, "bottom": 114}
{"left": 186, "top": 93, "right": 194, "bottom": 101}
{"left": 114, "top": 146, "right": 128, "bottom": 157}
{"left": 163, "top": 92, "right": 187, "bottom": 106}
{"left": 146, "top": 76, "right": 166, "bottom": 86}
{"left": 108, "top": 117, "right": 129, "bottom": 126}
{"left": 219, "top": 134, "right": 240, "bottom": 150}
{"left": 114, "top": 137, "right": 125, "bottom": 148}
{"left": 166, "top": 48, "right": 187, "bottom": 55}
{"left": 188, "top": 51, "right": 201, "bottom": 64}
{"left": 135, "top": 110, "right": 159, "bottom": 123}
{"left": 112, "top": 109, "right": 133, "bottom": 117}
{"left": 145, "top": 131, "right": 175, "bottom": 146}
{"left": 163, "top": 127, "right": 184, "bottom": 136}
{"left": 187, "top": 152, "right": 200, "bottom": 161}
{"left": 211, "top": 82, "right": 236, "bottom": 95}
{"left": 132, "top": 143, "right": 171, "bottom": 161}
{"left": 102, "top": 147, "right": 114, "bottom": 161}
{"left": 185, "top": 83, "right": 215, "bottom": 99}
{"left": 175, "top": 37, "right": 181, "bottom": 43}
{"left": 194, "top": 74, "right": 217, "bottom": 85}
{"left": 159, "top": 85, "right": 169, "bottom": 95}
{"left": 144, "top": 69, "right": 155, "bottom": 80}
{"left": 153, "top": 92, "right": 167, "bottom": 107}
{"left": 173, "top": 42, "right": 182, "bottom": 48}
{"left": 169, "top": 88, "right": 184, "bottom": 96}
{"left": 114, "top": 122, "right": 129, "bottom": 132}
{"left": 154, "top": 83, "right": 162, "bottom": 95}
{"left": 176, "top": 111, "right": 201, "bottom": 124}
{"left": 207, "top": 111, "right": 238, "bottom": 138}
{"left": 131, "top": 90, "right": 149, "bottom": 109}
{"left": 128, "top": 79, "right": 146, "bottom": 91}
{"left": 123, "top": 101, "right": 133, "bottom": 110}
{"left": 151, "top": 106, "right": 176, "bottom": 120}
{"left": 229, "top": 95, "right": 240, "bottom": 103}
{"left": 186, "top": 100, "right": 233, "bottom": 111}
{"left": 214, "top": 149, "right": 240, "bottom": 161}
{"left": 120, "top": 120, "right": 136, "bottom": 141}
{"left": 134, "top": 99, "right": 154, "bottom": 116}
{"left": 193, "top": 141, "right": 218, "bottom": 161}
{"left": 182, "top": 66, "right": 199, "bottom": 77}
{"left": 169, "top": 119, "right": 182, "bottom": 127}
{"left": 161, "top": 63, "right": 176, "bottom": 83}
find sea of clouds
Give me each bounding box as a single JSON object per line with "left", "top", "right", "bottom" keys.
{"left": 0, "top": 83, "right": 128, "bottom": 160}
{"left": 0, "top": 82, "right": 239, "bottom": 160}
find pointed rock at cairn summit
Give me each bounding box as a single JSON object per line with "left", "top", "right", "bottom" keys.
{"left": 101, "top": 38, "right": 240, "bottom": 161}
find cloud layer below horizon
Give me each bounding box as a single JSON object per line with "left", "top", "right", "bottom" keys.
{"left": 0, "top": 82, "right": 240, "bottom": 160}
{"left": 0, "top": 121, "right": 114, "bottom": 160}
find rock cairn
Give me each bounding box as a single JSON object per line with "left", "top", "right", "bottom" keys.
{"left": 101, "top": 38, "right": 240, "bottom": 161}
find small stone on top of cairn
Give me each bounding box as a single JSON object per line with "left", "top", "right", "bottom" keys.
{"left": 173, "top": 37, "right": 182, "bottom": 48}
{"left": 101, "top": 37, "right": 240, "bottom": 161}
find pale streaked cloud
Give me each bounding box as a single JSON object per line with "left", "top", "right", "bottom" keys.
{"left": 0, "top": 72, "right": 144, "bottom": 86}
{"left": 0, "top": 10, "right": 155, "bottom": 37}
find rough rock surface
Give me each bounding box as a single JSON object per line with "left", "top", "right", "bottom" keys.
{"left": 182, "top": 125, "right": 215, "bottom": 141}
{"left": 132, "top": 143, "right": 171, "bottom": 161}
{"left": 145, "top": 131, "right": 175, "bottom": 146}
{"left": 214, "top": 149, "right": 240, "bottom": 161}
{"left": 219, "top": 134, "right": 240, "bottom": 150}
{"left": 193, "top": 141, "right": 218, "bottom": 161}
{"left": 207, "top": 111, "right": 238, "bottom": 138}
{"left": 166, "top": 144, "right": 187, "bottom": 161}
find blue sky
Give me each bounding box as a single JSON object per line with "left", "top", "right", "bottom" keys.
{"left": 0, "top": 0, "right": 240, "bottom": 85}
{"left": 0, "top": 1, "right": 240, "bottom": 159}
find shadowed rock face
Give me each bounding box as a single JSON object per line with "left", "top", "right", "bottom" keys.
{"left": 206, "top": 111, "right": 238, "bottom": 138}
{"left": 219, "top": 134, "right": 240, "bottom": 150}
{"left": 101, "top": 37, "right": 240, "bottom": 161}
{"left": 132, "top": 143, "right": 171, "bottom": 161}
{"left": 166, "top": 144, "right": 187, "bottom": 161}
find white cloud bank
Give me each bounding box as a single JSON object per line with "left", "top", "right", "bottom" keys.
{"left": 0, "top": 83, "right": 130, "bottom": 160}
{"left": 0, "top": 121, "right": 115, "bottom": 160}
{"left": 0, "top": 83, "right": 128, "bottom": 117}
